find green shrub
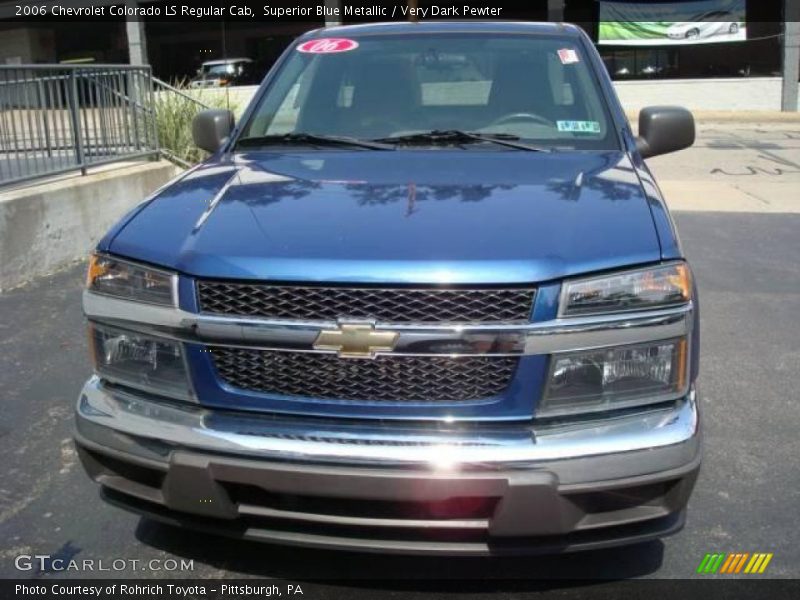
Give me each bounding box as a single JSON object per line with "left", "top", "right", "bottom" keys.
{"left": 154, "top": 82, "right": 239, "bottom": 165}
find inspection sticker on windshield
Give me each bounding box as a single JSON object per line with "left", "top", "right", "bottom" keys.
{"left": 297, "top": 38, "right": 359, "bottom": 54}
{"left": 557, "top": 48, "right": 580, "bottom": 64}
{"left": 557, "top": 120, "right": 601, "bottom": 133}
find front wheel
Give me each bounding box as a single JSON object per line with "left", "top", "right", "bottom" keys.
{"left": 686, "top": 28, "right": 700, "bottom": 39}
{"left": 729, "top": 23, "right": 740, "bottom": 34}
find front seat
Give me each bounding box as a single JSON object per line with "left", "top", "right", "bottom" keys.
{"left": 487, "top": 54, "right": 559, "bottom": 125}
{"left": 346, "top": 57, "right": 421, "bottom": 138}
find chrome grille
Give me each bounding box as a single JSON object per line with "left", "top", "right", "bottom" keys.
{"left": 196, "top": 282, "right": 535, "bottom": 323}
{"left": 210, "top": 348, "right": 518, "bottom": 402}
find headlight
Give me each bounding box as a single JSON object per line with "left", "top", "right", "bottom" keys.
{"left": 89, "top": 323, "right": 193, "bottom": 401}
{"left": 87, "top": 253, "right": 176, "bottom": 306}
{"left": 560, "top": 262, "right": 691, "bottom": 317}
{"left": 539, "top": 338, "right": 688, "bottom": 417}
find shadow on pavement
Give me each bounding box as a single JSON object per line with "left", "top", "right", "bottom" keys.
{"left": 134, "top": 518, "right": 665, "bottom": 587}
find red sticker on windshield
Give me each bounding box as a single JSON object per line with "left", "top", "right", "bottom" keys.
{"left": 297, "top": 38, "right": 359, "bottom": 54}
{"left": 557, "top": 48, "right": 579, "bottom": 64}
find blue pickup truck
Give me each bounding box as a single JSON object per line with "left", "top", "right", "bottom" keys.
{"left": 76, "top": 21, "right": 700, "bottom": 555}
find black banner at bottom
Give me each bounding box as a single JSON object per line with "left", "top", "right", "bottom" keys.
{"left": 2, "top": 579, "right": 800, "bottom": 600}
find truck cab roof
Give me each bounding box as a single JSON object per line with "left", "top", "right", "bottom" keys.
{"left": 302, "top": 20, "right": 583, "bottom": 39}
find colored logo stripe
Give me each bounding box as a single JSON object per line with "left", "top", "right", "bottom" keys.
{"left": 719, "top": 553, "right": 737, "bottom": 573}
{"left": 720, "top": 553, "right": 749, "bottom": 573}
{"left": 697, "top": 553, "right": 726, "bottom": 573}
{"left": 697, "top": 552, "right": 773, "bottom": 574}
{"left": 745, "top": 553, "right": 774, "bottom": 574}
{"left": 696, "top": 553, "right": 713, "bottom": 573}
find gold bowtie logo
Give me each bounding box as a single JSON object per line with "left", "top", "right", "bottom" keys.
{"left": 313, "top": 322, "right": 399, "bottom": 358}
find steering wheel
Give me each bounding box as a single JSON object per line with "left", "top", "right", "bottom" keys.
{"left": 358, "top": 116, "right": 407, "bottom": 138}
{"left": 490, "top": 112, "right": 555, "bottom": 128}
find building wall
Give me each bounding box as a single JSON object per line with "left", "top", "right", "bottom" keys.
{"left": 614, "top": 77, "right": 793, "bottom": 111}
{"left": 0, "top": 27, "right": 54, "bottom": 63}
{"left": 144, "top": 20, "right": 320, "bottom": 81}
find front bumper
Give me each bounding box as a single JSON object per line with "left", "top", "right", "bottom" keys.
{"left": 75, "top": 377, "right": 701, "bottom": 555}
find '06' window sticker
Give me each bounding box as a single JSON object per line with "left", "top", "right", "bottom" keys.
{"left": 297, "top": 39, "right": 360, "bottom": 54}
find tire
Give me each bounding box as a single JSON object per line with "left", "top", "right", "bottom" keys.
{"left": 686, "top": 28, "right": 700, "bottom": 39}
{"left": 729, "top": 23, "right": 739, "bottom": 34}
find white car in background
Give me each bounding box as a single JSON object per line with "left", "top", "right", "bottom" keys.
{"left": 190, "top": 58, "right": 256, "bottom": 88}
{"left": 667, "top": 11, "right": 741, "bottom": 40}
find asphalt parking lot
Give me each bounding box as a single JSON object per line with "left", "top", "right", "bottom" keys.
{"left": 0, "top": 121, "right": 798, "bottom": 588}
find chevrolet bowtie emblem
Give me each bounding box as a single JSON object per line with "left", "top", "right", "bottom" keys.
{"left": 313, "top": 322, "right": 399, "bottom": 358}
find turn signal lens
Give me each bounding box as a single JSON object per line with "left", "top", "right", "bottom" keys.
{"left": 86, "top": 253, "right": 176, "bottom": 306}
{"left": 561, "top": 263, "right": 691, "bottom": 317}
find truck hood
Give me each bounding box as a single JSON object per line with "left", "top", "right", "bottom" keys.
{"left": 107, "top": 150, "right": 661, "bottom": 284}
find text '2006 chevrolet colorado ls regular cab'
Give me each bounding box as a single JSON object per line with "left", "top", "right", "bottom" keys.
{"left": 75, "top": 21, "right": 700, "bottom": 555}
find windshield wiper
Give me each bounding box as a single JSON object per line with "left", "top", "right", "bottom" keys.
{"left": 374, "top": 130, "right": 551, "bottom": 152}
{"left": 236, "top": 132, "right": 395, "bottom": 151}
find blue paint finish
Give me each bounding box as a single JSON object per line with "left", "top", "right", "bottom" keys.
{"left": 177, "top": 276, "right": 198, "bottom": 313}
{"left": 96, "top": 202, "right": 150, "bottom": 253}
{"left": 94, "top": 21, "right": 698, "bottom": 421}
{"left": 97, "top": 167, "right": 194, "bottom": 253}
{"left": 633, "top": 157, "right": 685, "bottom": 260}
{"left": 109, "top": 150, "right": 662, "bottom": 285}
{"left": 577, "top": 22, "right": 685, "bottom": 263}
{"left": 108, "top": 164, "right": 239, "bottom": 268}
{"left": 532, "top": 282, "right": 562, "bottom": 323}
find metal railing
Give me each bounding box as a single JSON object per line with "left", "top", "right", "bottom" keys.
{"left": 152, "top": 75, "right": 213, "bottom": 109}
{"left": 0, "top": 65, "right": 159, "bottom": 187}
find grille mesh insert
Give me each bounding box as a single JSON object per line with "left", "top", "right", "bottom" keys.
{"left": 197, "top": 282, "right": 535, "bottom": 323}
{"left": 210, "top": 348, "right": 518, "bottom": 402}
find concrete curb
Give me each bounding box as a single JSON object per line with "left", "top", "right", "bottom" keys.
{"left": 0, "top": 160, "right": 184, "bottom": 291}
{"left": 659, "top": 180, "right": 800, "bottom": 214}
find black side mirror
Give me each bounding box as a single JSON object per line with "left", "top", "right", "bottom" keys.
{"left": 635, "top": 106, "right": 695, "bottom": 159}
{"left": 192, "top": 109, "right": 235, "bottom": 153}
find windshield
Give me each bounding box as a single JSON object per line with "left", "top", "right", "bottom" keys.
{"left": 202, "top": 63, "right": 238, "bottom": 76}
{"left": 239, "top": 34, "right": 618, "bottom": 150}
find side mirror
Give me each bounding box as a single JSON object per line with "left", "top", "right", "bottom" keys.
{"left": 635, "top": 106, "right": 695, "bottom": 159}
{"left": 192, "top": 109, "right": 234, "bottom": 153}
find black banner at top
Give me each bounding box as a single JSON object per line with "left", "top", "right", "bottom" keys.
{"left": 3, "top": 0, "right": 528, "bottom": 22}
{"left": 2, "top": 0, "right": 787, "bottom": 23}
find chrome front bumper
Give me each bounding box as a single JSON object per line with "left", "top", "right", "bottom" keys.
{"left": 75, "top": 378, "right": 701, "bottom": 554}
{"left": 77, "top": 376, "right": 699, "bottom": 472}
